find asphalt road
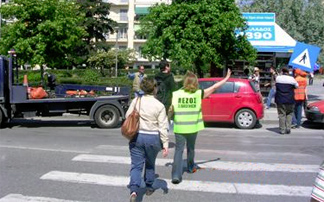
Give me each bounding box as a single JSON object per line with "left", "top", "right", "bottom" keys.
{"left": 0, "top": 120, "right": 323, "bottom": 202}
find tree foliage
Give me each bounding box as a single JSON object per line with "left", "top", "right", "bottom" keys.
{"left": 87, "top": 49, "right": 136, "bottom": 76}
{"left": 240, "top": 0, "right": 324, "bottom": 65}
{"left": 0, "top": 0, "right": 87, "bottom": 69}
{"left": 139, "top": 0, "right": 257, "bottom": 77}
{"left": 76, "top": 0, "right": 116, "bottom": 53}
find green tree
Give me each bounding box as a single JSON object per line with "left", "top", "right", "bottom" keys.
{"left": 87, "top": 49, "right": 136, "bottom": 76}
{"left": 76, "top": 0, "right": 116, "bottom": 53}
{"left": 139, "top": 0, "right": 257, "bottom": 77}
{"left": 0, "top": 0, "right": 87, "bottom": 69}
{"left": 240, "top": 0, "right": 324, "bottom": 65}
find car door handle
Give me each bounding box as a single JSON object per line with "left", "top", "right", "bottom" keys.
{"left": 235, "top": 95, "right": 242, "bottom": 98}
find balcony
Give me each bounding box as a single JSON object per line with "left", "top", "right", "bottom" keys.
{"left": 104, "top": 0, "right": 128, "bottom": 5}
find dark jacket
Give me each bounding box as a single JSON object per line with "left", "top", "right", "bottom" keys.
{"left": 275, "top": 75, "right": 298, "bottom": 104}
{"left": 155, "top": 72, "right": 176, "bottom": 110}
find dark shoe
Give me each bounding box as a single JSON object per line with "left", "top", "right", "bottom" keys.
{"left": 130, "top": 192, "right": 137, "bottom": 202}
{"left": 171, "top": 178, "right": 181, "bottom": 184}
{"left": 145, "top": 187, "right": 155, "bottom": 196}
{"left": 286, "top": 129, "right": 291, "bottom": 134}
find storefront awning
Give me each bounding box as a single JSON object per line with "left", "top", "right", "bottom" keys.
{"left": 242, "top": 13, "right": 296, "bottom": 53}
{"left": 249, "top": 23, "right": 296, "bottom": 53}
{"left": 135, "top": 7, "right": 149, "bottom": 15}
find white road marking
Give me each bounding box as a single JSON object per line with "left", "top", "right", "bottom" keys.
{"left": 0, "top": 145, "right": 90, "bottom": 154}
{"left": 96, "top": 145, "right": 316, "bottom": 158}
{"left": 40, "top": 171, "right": 313, "bottom": 197}
{"left": 0, "top": 194, "right": 87, "bottom": 202}
{"left": 72, "top": 154, "right": 319, "bottom": 173}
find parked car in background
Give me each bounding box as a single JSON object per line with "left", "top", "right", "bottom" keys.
{"left": 198, "top": 78, "right": 264, "bottom": 129}
{"left": 305, "top": 100, "right": 324, "bottom": 123}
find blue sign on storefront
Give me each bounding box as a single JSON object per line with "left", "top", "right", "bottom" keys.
{"left": 245, "top": 25, "right": 275, "bottom": 41}
{"left": 242, "top": 13, "right": 275, "bottom": 23}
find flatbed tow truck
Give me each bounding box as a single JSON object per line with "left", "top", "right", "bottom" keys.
{"left": 0, "top": 52, "right": 130, "bottom": 128}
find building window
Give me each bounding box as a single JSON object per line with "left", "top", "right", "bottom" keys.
{"left": 120, "top": 9, "right": 128, "bottom": 21}
{"left": 136, "top": 46, "right": 143, "bottom": 58}
{"left": 118, "top": 27, "right": 128, "bottom": 39}
{"left": 134, "top": 30, "right": 147, "bottom": 40}
{"left": 119, "top": 46, "right": 127, "bottom": 50}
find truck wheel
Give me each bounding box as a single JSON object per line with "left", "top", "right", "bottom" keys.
{"left": 234, "top": 109, "right": 257, "bottom": 129}
{"left": 94, "top": 105, "right": 120, "bottom": 128}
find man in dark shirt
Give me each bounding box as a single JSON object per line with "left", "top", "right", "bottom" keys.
{"left": 275, "top": 67, "right": 298, "bottom": 135}
{"left": 155, "top": 60, "right": 176, "bottom": 113}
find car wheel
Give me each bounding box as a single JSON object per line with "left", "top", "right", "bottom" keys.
{"left": 94, "top": 105, "right": 120, "bottom": 128}
{"left": 234, "top": 109, "right": 257, "bottom": 129}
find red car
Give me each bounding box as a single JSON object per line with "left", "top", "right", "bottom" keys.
{"left": 305, "top": 100, "right": 324, "bottom": 123}
{"left": 198, "top": 78, "right": 264, "bottom": 129}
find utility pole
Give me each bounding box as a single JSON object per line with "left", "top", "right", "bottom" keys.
{"left": 0, "top": 0, "right": 2, "bottom": 39}
{"left": 115, "top": 26, "right": 119, "bottom": 77}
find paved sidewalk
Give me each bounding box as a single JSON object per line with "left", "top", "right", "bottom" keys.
{"left": 261, "top": 78, "right": 324, "bottom": 124}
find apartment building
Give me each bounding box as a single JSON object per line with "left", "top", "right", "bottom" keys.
{"left": 105, "top": 0, "right": 171, "bottom": 68}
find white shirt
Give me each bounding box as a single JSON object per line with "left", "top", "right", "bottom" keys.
{"left": 126, "top": 95, "right": 169, "bottom": 149}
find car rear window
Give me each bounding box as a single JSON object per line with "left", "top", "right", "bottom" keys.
{"left": 249, "top": 81, "right": 258, "bottom": 92}
{"left": 199, "top": 81, "right": 234, "bottom": 94}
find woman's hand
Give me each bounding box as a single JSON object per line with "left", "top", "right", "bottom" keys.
{"left": 226, "top": 68, "right": 232, "bottom": 78}
{"left": 162, "top": 148, "right": 168, "bottom": 157}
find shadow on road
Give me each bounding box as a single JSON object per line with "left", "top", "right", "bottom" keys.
{"left": 302, "top": 121, "right": 324, "bottom": 130}
{"left": 204, "top": 122, "right": 236, "bottom": 129}
{"left": 6, "top": 118, "right": 94, "bottom": 128}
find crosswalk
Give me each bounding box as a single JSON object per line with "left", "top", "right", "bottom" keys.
{"left": 0, "top": 131, "right": 321, "bottom": 202}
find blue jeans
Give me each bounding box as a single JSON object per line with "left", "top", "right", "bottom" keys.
{"left": 134, "top": 90, "right": 144, "bottom": 97}
{"left": 266, "top": 87, "right": 276, "bottom": 108}
{"left": 129, "top": 132, "right": 161, "bottom": 194}
{"left": 293, "top": 101, "right": 304, "bottom": 127}
{"left": 172, "top": 132, "right": 197, "bottom": 180}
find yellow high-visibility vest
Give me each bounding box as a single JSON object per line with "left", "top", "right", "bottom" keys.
{"left": 172, "top": 89, "right": 204, "bottom": 133}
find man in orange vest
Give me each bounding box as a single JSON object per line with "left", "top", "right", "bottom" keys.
{"left": 292, "top": 68, "right": 308, "bottom": 129}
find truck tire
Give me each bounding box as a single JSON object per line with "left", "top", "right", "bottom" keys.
{"left": 234, "top": 109, "right": 257, "bottom": 129}
{"left": 94, "top": 105, "right": 120, "bottom": 128}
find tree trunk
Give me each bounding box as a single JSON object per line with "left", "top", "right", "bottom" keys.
{"left": 194, "top": 60, "right": 204, "bottom": 78}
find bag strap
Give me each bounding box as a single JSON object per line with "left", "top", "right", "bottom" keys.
{"left": 134, "top": 97, "right": 141, "bottom": 114}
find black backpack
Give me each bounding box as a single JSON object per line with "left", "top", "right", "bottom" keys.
{"left": 156, "top": 77, "right": 167, "bottom": 105}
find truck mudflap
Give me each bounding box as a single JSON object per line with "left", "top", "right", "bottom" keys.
{"left": 90, "top": 100, "right": 126, "bottom": 128}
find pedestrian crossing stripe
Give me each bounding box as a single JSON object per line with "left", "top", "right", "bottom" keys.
{"left": 72, "top": 154, "right": 319, "bottom": 173}
{"left": 40, "top": 171, "right": 313, "bottom": 197}
{"left": 291, "top": 49, "right": 311, "bottom": 69}
{"left": 0, "top": 194, "right": 86, "bottom": 202}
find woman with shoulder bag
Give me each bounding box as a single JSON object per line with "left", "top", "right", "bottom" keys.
{"left": 170, "top": 69, "right": 231, "bottom": 184}
{"left": 126, "top": 78, "right": 169, "bottom": 202}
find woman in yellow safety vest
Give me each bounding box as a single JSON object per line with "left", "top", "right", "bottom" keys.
{"left": 170, "top": 69, "right": 231, "bottom": 184}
